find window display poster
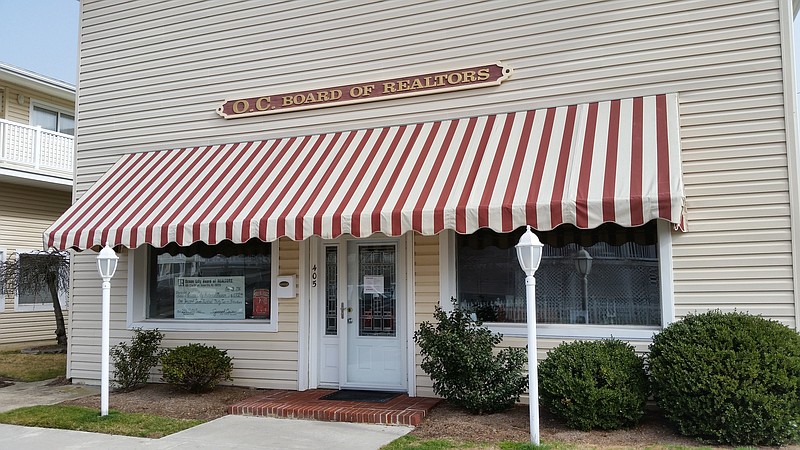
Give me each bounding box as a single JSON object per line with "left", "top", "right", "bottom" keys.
{"left": 174, "top": 277, "right": 245, "bottom": 319}
{"left": 252, "top": 288, "right": 270, "bottom": 318}
{"left": 363, "top": 275, "right": 384, "bottom": 294}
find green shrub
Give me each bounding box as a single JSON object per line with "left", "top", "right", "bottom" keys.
{"left": 538, "top": 339, "right": 648, "bottom": 430}
{"left": 160, "top": 344, "right": 233, "bottom": 393}
{"left": 649, "top": 311, "right": 800, "bottom": 446}
{"left": 413, "top": 300, "right": 527, "bottom": 414}
{"left": 111, "top": 328, "right": 164, "bottom": 390}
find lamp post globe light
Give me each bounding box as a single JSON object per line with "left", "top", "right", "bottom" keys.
{"left": 515, "top": 225, "right": 543, "bottom": 445}
{"left": 97, "top": 244, "right": 118, "bottom": 417}
{"left": 575, "top": 249, "right": 593, "bottom": 323}
{"left": 574, "top": 248, "right": 592, "bottom": 277}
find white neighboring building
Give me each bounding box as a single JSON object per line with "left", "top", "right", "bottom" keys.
{"left": 1, "top": 63, "right": 73, "bottom": 347}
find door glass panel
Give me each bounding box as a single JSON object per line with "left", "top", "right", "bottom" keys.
{"left": 324, "top": 246, "right": 338, "bottom": 336}
{"left": 358, "top": 245, "right": 396, "bottom": 337}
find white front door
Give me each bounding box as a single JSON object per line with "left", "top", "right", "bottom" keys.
{"left": 315, "top": 237, "right": 406, "bottom": 391}
{"left": 341, "top": 240, "right": 405, "bottom": 390}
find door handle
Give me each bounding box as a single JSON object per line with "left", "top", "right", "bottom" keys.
{"left": 340, "top": 302, "right": 352, "bottom": 319}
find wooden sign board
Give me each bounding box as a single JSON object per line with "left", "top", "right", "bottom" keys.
{"left": 217, "top": 63, "right": 512, "bottom": 119}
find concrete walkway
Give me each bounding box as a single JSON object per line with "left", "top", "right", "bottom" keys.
{"left": 0, "top": 379, "right": 100, "bottom": 413}
{"left": 0, "top": 381, "right": 412, "bottom": 449}
{"left": 0, "top": 415, "right": 411, "bottom": 449}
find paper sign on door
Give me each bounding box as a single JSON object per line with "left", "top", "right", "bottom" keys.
{"left": 363, "top": 276, "right": 384, "bottom": 294}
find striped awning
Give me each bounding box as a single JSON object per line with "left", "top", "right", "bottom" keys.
{"left": 45, "top": 93, "right": 685, "bottom": 251}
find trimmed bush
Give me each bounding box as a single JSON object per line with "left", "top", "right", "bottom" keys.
{"left": 111, "top": 328, "right": 164, "bottom": 390}
{"left": 160, "top": 344, "right": 233, "bottom": 393}
{"left": 649, "top": 311, "right": 800, "bottom": 446}
{"left": 538, "top": 339, "right": 648, "bottom": 430}
{"left": 414, "top": 301, "right": 527, "bottom": 414}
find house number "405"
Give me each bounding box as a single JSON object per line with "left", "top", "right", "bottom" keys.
{"left": 311, "top": 265, "right": 317, "bottom": 288}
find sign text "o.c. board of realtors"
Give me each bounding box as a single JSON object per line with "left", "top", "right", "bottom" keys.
{"left": 216, "top": 63, "right": 512, "bottom": 119}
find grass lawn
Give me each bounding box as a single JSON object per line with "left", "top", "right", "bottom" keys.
{"left": 0, "top": 405, "right": 203, "bottom": 438}
{"left": 381, "top": 435, "right": 758, "bottom": 450}
{"left": 0, "top": 350, "right": 66, "bottom": 382}
{"left": 382, "top": 436, "right": 579, "bottom": 449}
{"left": 381, "top": 436, "right": 570, "bottom": 449}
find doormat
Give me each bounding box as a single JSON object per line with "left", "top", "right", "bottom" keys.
{"left": 320, "top": 389, "right": 401, "bottom": 403}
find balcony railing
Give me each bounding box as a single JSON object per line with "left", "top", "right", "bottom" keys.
{"left": 0, "top": 118, "right": 73, "bottom": 178}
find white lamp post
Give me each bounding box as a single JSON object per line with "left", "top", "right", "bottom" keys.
{"left": 96, "top": 244, "right": 118, "bottom": 417}
{"left": 575, "top": 249, "right": 593, "bottom": 323}
{"left": 515, "top": 225, "right": 544, "bottom": 445}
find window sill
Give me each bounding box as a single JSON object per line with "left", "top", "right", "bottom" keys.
{"left": 488, "top": 322, "right": 662, "bottom": 341}
{"left": 15, "top": 304, "right": 59, "bottom": 312}
{"left": 129, "top": 319, "right": 278, "bottom": 333}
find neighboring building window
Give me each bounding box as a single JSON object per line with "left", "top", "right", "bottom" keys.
{"left": 31, "top": 105, "right": 74, "bottom": 136}
{"left": 148, "top": 240, "right": 273, "bottom": 321}
{"left": 16, "top": 251, "right": 69, "bottom": 310}
{"left": 457, "top": 221, "right": 660, "bottom": 326}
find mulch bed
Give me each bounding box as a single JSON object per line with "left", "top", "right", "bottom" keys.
{"left": 412, "top": 402, "right": 728, "bottom": 449}
{"left": 63, "top": 383, "right": 259, "bottom": 421}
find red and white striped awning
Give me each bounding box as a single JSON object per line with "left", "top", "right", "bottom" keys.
{"left": 45, "top": 93, "right": 685, "bottom": 251}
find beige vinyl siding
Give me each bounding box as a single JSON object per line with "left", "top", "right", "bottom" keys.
{"left": 0, "top": 80, "right": 73, "bottom": 125}
{"left": 0, "top": 182, "right": 70, "bottom": 250}
{"left": 0, "top": 182, "right": 71, "bottom": 345}
{"left": 3, "top": 80, "right": 28, "bottom": 123}
{"left": 71, "top": 0, "right": 798, "bottom": 386}
{"left": 68, "top": 238, "right": 299, "bottom": 388}
{"left": 413, "top": 234, "right": 438, "bottom": 397}
{"left": 75, "top": 0, "right": 787, "bottom": 155}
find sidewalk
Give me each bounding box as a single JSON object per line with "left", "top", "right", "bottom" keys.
{"left": 0, "top": 415, "right": 412, "bottom": 449}
{"left": 0, "top": 379, "right": 99, "bottom": 413}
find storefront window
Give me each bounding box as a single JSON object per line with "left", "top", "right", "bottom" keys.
{"left": 457, "top": 222, "right": 660, "bottom": 326}
{"left": 148, "top": 240, "right": 272, "bottom": 321}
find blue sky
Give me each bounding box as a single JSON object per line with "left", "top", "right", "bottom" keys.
{"left": 0, "top": 0, "right": 79, "bottom": 84}
{"left": 0, "top": 1, "right": 799, "bottom": 95}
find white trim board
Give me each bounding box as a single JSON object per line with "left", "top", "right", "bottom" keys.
{"left": 0, "top": 248, "right": 6, "bottom": 313}
{"left": 778, "top": 0, "right": 800, "bottom": 330}
{"left": 406, "top": 232, "right": 416, "bottom": 397}
{"left": 297, "top": 239, "right": 309, "bottom": 391}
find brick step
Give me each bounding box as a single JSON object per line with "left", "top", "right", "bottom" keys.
{"left": 228, "top": 389, "right": 441, "bottom": 426}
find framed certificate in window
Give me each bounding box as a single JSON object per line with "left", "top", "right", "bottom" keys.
{"left": 253, "top": 288, "right": 270, "bottom": 319}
